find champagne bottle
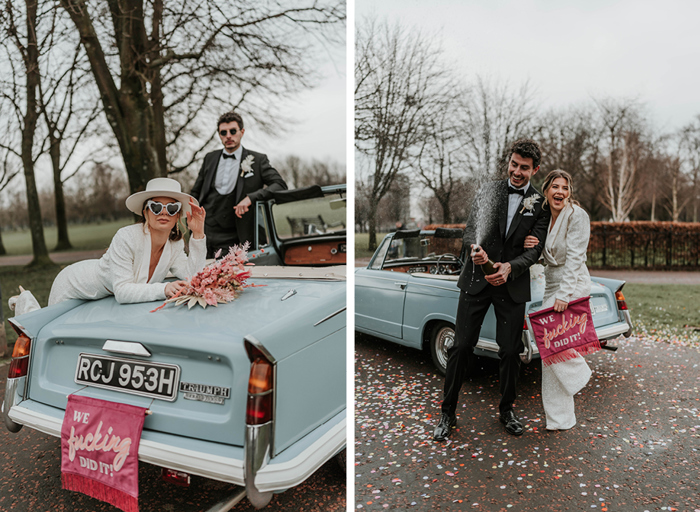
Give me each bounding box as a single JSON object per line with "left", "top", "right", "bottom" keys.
{"left": 473, "top": 246, "right": 497, "bottom": 275}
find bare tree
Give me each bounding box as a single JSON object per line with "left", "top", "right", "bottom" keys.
{"left": 0, "top": 0, "right": 53, "bottom": 267}
{"left": 659, "top": 155, "right": 690, "bottom": 222}
{"left": 536, "top": 105, "right": 605, "bottom": 218}
{"left": 38, "top": 10, "right": 104, "bottom": 250}
{"left": 416, "top": 101, "right": 467, "bottom": 223}
{"left": 58, "top": 0, "right": 344, "bottom": 195}
{"left": 461, "top": 77, "right": 537, "bottom": 179}
{"left": 355, "top": 17, "right": 453, "bottom": 250}
{"left": 278, "top": 155, "right": 345, "bottom": 189}
{"left": 594, "top": 98, "right": 647, "bottom": 222}
{"left": 678, "top": 115, "right": 700, "bottom": 221}
{"left": 0, "top": 147, "right": 21, "bottom": 255}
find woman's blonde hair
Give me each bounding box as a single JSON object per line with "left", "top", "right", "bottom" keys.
{"left": 542, "top": 169, "right": 579, "bottom": 208}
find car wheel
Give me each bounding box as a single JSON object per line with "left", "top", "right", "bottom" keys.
{"left": 430, "top": 322, "right": 454, "bottom": 376}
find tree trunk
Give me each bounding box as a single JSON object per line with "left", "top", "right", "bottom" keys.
{"left": 23, "top": 0, "right": 53, "bottom": 268}
{"left": 60, "top": 0, "right": 163, "bottom": 194}
{"left": 0, "top": 226, "right": 6, "bottom": 256}
{"left": 367, "top": 203, "right": 378, "bottom": 252}
{"left": 49, "top": 133, "right": 72, "bottom": 251}
{"left": 439, "top": 194, "right": 452, "bottom": 224}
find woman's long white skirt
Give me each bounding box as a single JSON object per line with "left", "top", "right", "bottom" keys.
{"left": 540, "top": 267, "right": 592, "bottom": 430}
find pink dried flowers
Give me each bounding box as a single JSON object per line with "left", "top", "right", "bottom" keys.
{"left": 151, "top": 243, "right": 255, "bottom": 312}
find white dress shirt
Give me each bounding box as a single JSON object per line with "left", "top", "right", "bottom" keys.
{"left": 506, "top": 180, "right": 530, "bottom": 233}
{"left": 214, "top": 145, "right": 243, "bottom": 195}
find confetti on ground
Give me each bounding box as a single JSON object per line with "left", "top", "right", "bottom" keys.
{"left": 355, "top": 332, "right": 700, "bottom": 510}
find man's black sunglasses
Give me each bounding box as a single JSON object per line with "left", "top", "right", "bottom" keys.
{"left": 220, "top": 129, "right": 238, "bottom": 136}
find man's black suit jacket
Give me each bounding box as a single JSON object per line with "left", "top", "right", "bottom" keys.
{"left": 190, "top": 147, "right": 287, "bottom": 246}
{"left": 456, "top": 180, "right": 549, "bottom": 304}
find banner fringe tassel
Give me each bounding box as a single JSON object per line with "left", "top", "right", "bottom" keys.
{"left": 542, "top": 340, "right": 602, "bottom": 367}
{"left": 62, "top": 473, "right": 139, "bottom": 512}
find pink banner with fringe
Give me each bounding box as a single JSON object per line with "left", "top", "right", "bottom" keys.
{"left": 61, "top": 395, "right": 146, "bottom": 512}
{"left": 529, "top": 296, "right": 601, "bottom": 366}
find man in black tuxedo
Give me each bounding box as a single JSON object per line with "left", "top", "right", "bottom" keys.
{"left": 191, "top": 111, "right": 288, "bottom": 258}
{"left": 434, "top": 139, "right": 550, "bottom": 441}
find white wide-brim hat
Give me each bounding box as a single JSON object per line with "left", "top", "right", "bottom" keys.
{"left": 125, "top": 178, "right": 198, "bottom": 216}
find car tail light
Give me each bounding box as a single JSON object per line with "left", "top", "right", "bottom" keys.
{"left": 246, "top": 346, "right": 273, "bottom": 425}
{"left": 161, "top": 468, "right": 190, "bottom": 486}
{"left": 522, "top": 319, "right": 528, "bottom": 331}
{"left": 615, "top": 290, "right": 628, "bottom": 311}
{"left": 8, "top": 333, "right": 31, "bottom": 379}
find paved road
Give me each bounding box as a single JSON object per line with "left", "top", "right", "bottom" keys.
{"left": 355, "top": 332, "right": 700, "bottom": 511}
{"left": 0, "top": 366, "right": 346, "bottom": 512}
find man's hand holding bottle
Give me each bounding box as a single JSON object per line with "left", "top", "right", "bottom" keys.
{"left": 471, "top": 244, "right": 511, "bottom": 286}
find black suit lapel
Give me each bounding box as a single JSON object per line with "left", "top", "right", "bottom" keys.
{"left": 235, "top": 147, "right": 248, "bottom": 205}
{"left": 505, "top": 186, "right": 537, "bottom": 241}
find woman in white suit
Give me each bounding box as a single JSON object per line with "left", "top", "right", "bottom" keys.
{"left": 10, "top": 178, "right": 207, "bottom": 314}
{"left": 525, "top": 169, "right": 592, "bottom": 430}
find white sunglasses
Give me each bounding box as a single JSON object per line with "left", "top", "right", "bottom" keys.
{"left": 146, "top": 200, "right": 182, "bottom": 216}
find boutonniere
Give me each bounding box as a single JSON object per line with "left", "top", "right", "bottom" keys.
{"left": 240, "top": 155, "right": 255, "bottom": 177}
{"left": 520, "top": 195, "right": 539, "bottom": 214}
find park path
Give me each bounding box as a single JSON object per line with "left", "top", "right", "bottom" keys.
{"left": 354, "top": 257, "right": 700, "bottom": 284}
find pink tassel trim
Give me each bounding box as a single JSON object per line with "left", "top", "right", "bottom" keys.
{"left": 542, "top": 340, "right": 602, "bottom": 367}
{"left": 62, "top": 473, "right": 139, "bottom": 512}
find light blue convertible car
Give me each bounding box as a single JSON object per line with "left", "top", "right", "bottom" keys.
{"left": 355, "top": 228, "right": 632, "bottom": 375}
{"left": 3, "top": 186, "right": 346, "bottom": 510}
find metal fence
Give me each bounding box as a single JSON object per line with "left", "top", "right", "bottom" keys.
{"left": 587, "top": 223, "right": 700, "bottom": 269}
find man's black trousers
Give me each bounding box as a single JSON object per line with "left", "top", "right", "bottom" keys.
{"left": 441, "top": 285, "right": 525, "bottom": 417}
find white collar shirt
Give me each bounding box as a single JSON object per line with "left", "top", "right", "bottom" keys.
{"left": 506, "top": 179, "right": 530, "bottom": 233}
{"left": 214, "top": 146, "right": 243, "bottom": 195}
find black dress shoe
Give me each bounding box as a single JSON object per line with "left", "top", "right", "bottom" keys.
{"left": 499, "top": 410, "right": 524, "bottom": 436}
{"left": 433, "top": 413, "right": 457, "bottom": 441}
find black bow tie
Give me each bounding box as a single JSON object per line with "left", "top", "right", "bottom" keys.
{"left": 508, "top": 187, "right": 525, "bottom": 196}
{"left": 222, "top": 152, "right": 236, "bottom": 160}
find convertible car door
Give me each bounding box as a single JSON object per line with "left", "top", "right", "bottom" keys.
{"left": 355, "top": 238, "right": 409, "bottom": 339}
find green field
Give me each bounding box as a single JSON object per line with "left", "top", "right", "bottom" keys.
{"left": 623, "top": 283, "right": 700, "bottom": 346}
{"left": 1, "top": 219, "right": 131, "bottom": 255}
{"left": 355, "top": 232, "right": 388, "bottom": 259}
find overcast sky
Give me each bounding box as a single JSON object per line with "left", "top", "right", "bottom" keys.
{"left": 245, "top": 44, "right": 346, "bottom": 165}
{"left": 356, "top": 0, "right": 700, "bottom": 133}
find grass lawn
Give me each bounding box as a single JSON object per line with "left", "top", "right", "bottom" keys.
{"left": 1, "top": 263, "right": 66, "bottom": 358}
{"left": 622, "top": 283, "right": 700, "bottom": 332}
{"left": 355, "top": 232, "right": 388, "bottom": 259}
{"left": 1, "top": 219, "right": 131, "bottom": 255}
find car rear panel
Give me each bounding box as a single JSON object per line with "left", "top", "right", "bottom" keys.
{"left": 23, "top": 278, "right": 343, "bottom": 448}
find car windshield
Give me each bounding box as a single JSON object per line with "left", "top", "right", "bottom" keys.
{"left": 272, "top": 191, "right": 346, "bottom": 240}
{"left": 385, "top": 234, "right": 463, "bottom": 264}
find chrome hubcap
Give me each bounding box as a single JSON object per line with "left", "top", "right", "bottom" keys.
{"left": 435, "top": 326, "right": 454, "bottom": 370}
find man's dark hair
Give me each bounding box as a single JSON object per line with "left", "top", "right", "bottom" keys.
{"left": 217, "top": 111, "right": 244, "bottom": 130}
{"left": 509, "top": 139, "right": 541, "bottom": 169}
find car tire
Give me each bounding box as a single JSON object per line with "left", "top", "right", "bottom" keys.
{"left": 430, "top": 322, "right": 454, "bottom": 376}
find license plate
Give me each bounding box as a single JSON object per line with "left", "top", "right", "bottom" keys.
{"left": 591, "top": 303, "right": 609, "bottom": 315}
{"left": 75, "top": 353, "right": 181, "bottom": 402}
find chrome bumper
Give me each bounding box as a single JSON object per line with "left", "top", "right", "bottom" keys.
{"left": 2, "top": 377, "right": 25, "bottom": 433}
{"left": 6, "top": 401, "right": 345, "bottom": 496}
{"left": 245, "top": 422, "right": 273, "bottom": 508}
